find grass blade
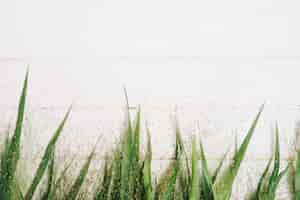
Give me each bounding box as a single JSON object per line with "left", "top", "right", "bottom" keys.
{"left": 214, "top": 104, "right": 264, "bottom": 200}
{"left": 212, "top": 146, "right": 230, "bottom": 184}
{"left": 0, "top": 70, "right": 28, "bottom": 199}
{"left": 41, "top": 150, "right": 55, "bottom": 200}
{"left": 64, "top": 138, "right": 98, "bottom": 200}
{"left": 24, "top": 107, "right": 71, "bottom": 200}
{"left": 199, "top": 139, "right": 215, "bottom": 200}
{"left": 120, "top": 115, "right": 133, "bottom": 200}
{"left": 189, "top": 136, "right": 200, "bottom": 200}
{"left": 94, "top": 158, "right": 113, "bottom": 200}
{"left": 143, "top": 124, "right": 153, "bottom": 200}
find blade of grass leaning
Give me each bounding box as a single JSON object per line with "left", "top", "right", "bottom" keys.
{"left": 94, "top": 158, "right": 113, "bottom": 200}
{"left": 264, "top": 124, "right": 289, "bottom": 199}
{"left": 48, "top": 156, "right": 75, "bottom": 200}
{"left": 159, "top": 160, "right": 180, "bottom": 200}
{"left": 199, "top": 139, "right": 215, "bottom": 200}
{"left": 133, "top": 106, "right": 141, "bottom": 161}
{"left": 41, "top": 150, "right": 55, "bottom": 200}
{"left": 295, "top": 149, "right": 300, "bottom": 200}
{"left": 251, "top": 123, "right": 288, "bottom": 200}
{"left": 0, "top": 69, "right": 28, "bottom": 199}
{"left": 212, "top": 146, "right": 230, "bottom": 184}
{"left": 143, "top": 123, "right": 153, "bottom": 200}
{"left": 251, "top": 157, "right": 272, "bottom": 200}
{"left": 107, "top": 145, "right": 122, "bottom": 200}
{"left": 268, "top": 124, "right": 280, "bottom": 193}
{"left": 120, "top": 88, "right": 134, "bottom": 200}
{"left": 189, "top": 136, "right": 200, "bottom": 200}
{"left": 130, "top": 107, "right": 144, "bottom": 199}
{"left": 24, "top": 107, "right": 71, "bottom": 200}
{"left": 64, "top": 136, "right": 99, "bottom": 200}
{"left": 120, "top": 114, "right": 133, "bottom": 200}
{"left": 213, "top": 104, "right": 264, "bottom": 200}
{"left": 157, "top": 128, "right": 182, "bottom": 200}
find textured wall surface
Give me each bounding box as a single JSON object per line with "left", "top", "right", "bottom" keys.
{"left": 1, "top": 0, "right": 300, "bottom": 198}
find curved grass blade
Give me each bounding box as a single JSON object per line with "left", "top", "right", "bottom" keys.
{"left": 265, "top": 124, "right": 288, "bottom": 199}
{"left": 48, "top": 156, "right": 75, "bottom": 200}
{"left": 212, "top": 146, "right": 230, "bottom": 184}
{"left": 251, "top": 157, "right": 272, "bottom": 200}
{"left": 120, "top": 116, "right": 133, "bottom": 200}
{"left": 157, "top": 128, "right": 183, "bottom": 200}
{"left": 0, "top": 69, "right": 28, "bottom": 199}
{"left": 189, "top": 136, "right": 200, "bottom": 200}
{"left": 94, "top": 156, "right": 113, "bottom": 200}
{"left": 252, "top": 124, "right": 288, "bottom": 200}
{"left": 267, "top": 124, "right": 280, "bottom": 194}
{"left": 143, "top": 124, "right": 153, "bottom": 200}
{"left": 24, "top": 107, "right": 71, "bottom": 200}
{"left": 41, "top": 150, "right": 55, "bottom": 200}
{"left": 64, "top": 137, "right": 99, "bottom": 200}
{"left": 214, "top": 104, "right": 264, "bottom": 200}
{"left": 199, "top": 139, "right": 215, "bottom": 200}
{"left": 159, "top": 161, "right": 180, "bottom": 200}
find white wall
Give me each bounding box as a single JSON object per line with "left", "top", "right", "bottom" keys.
{"left": 1, "top": 0, "right": 300, "bottom": 198}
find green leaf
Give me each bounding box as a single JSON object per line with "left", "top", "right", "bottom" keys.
{"left": 252, "top": 124, "right": 288, "bottom": 200}
{"left": 24, "top": 107, "right": 71, "bottom": 200}
{"left": 268, "top": 124, "right": 280, "bottom": 193}
{"left": 214, "top": 104, "right": 264, "bottom": 200}
{"left": 143, "top": 124, "right": 153, "bottom": 200}
{"left": 0, "top": 69, "right": 28, "bottom": 199}
{"left": 64, "top": 140, "right": 97, "bottom": 200}
{"left": 199, "top": 139, "right": 215, "bottom": 200}
{"left": 120, "top": 115, "right": 133, "bottom": 200}
{"left": 212, "top": 146, "right": 230, "bottom": 184}
{"left": 41, "top": 150, "right": 55, "bottom": 200}
{"left": 252, "top": 157, "right": 272, "bottom": 200}
{"left": 94, "top": 158, "right": 113, "bottom": 200}
{"left": 189, "top": 136, "right": 200, "bottom": 200}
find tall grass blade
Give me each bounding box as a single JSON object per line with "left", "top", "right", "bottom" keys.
{"left": 0, "top": 70, "right": 28, "bottom": 199}
{"left": 189, "top": 136, "right": 200, "bottom": 200}
{"left": 214, "top": 104, "right": 264, "bottom": 200}
{"left": 212, "top": 147, "right": 230, "bottom": 184}
{"left": 48, "top": 156, "right": 75, "bottom": 200}
{"left": 143, "top": 124, "right": 153, "bottom": 200}
{"left": 199, "top": 139, "right": 215, "bottom": 200}
{"left": 120, "top": 114, "right": 133, "bottom": 200}
{"left": 157, "top": 128, "right": 182, "bottom": 200}
{"left": 252, "top": 124, "right": 288, "bottom": 200}
{"left": 64, "top": 138, "right": 98, "bottom": 200}
{"left": 24, "top": 107, "right": 71, "bottom": 200}
{"left": 94, "top": 158, "right": 113, "bottom": 200}
{"left": 41, "top": 150, "right": 55, "bottom": 200}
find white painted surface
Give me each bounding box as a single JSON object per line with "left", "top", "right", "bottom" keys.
{"left": 1, "top": 0, "right": 300, "bottom": 198}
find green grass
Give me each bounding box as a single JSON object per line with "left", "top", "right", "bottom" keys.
{"left": 251, "top": 124, "right": 289, "bottom": 200}
{"left": 0, "top": 70, "right": 297, "bottom": 199}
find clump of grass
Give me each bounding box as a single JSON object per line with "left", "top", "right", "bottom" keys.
{"left": 0, "top": 70, "right": 71, "bottom": 200}
{"left": 213, "top": 105, "right": 264, "bottom": 200}
{"left": 1, "top": 70, "right": 293, "bottom": 199}
{"left": 93, "top": 104, "right": 152, "bottom": 200}
{"left": 252, "top": 124, "right": 289, "bottom": 200}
